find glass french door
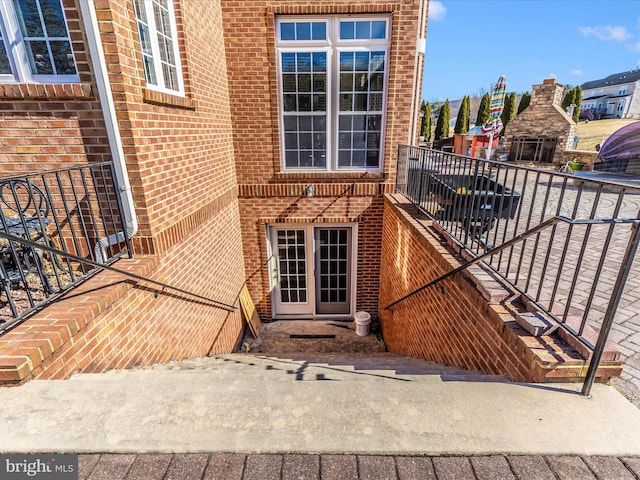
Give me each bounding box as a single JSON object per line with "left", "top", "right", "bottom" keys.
{"left": 315, "top": 228, "right": 351, "bottom": 314}
{"left": 271, "top": 225, "right": 352, "bottom": 317}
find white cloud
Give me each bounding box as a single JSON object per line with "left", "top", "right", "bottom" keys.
{"left": 549, "top": 72, "right": 557, "bottom": 79}
{"left": 429, "top": 1, "right": 446, "bottom": 22}
{"left": 579, "top": 25, "right": 632, "bottom": 42}
{"left": 630, "top": 41, "right": 640, "bottom": 52}
{"left": 571, "top": 69, "right": 583, "bottom": 76}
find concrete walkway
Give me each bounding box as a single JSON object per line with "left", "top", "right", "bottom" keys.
{"left": 2, "top": 353, "right": 640, "bottom": 456}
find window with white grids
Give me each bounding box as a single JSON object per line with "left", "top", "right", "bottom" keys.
{"left": 0, "top": 0, "right": 78, "bottom": 83}
{"left": 133, "top": 0, "right": 183, "bottom": 95}
{"left": 276, "top": 16, "right": 390, "bottom": 172}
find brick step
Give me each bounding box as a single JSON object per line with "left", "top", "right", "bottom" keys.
{"left": 519, "top": 293, "right": 621, "bottom": 362}
{"left": 0, "top": 256, "right": 159, "bottom": 385}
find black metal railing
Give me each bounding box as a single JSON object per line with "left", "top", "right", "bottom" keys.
{"left": 396, "top": 145, "right": 640, "bottom": 382}
{"left": 0, "top": 162, "right": 131, "bottom": 332}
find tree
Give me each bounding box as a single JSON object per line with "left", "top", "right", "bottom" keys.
{"left": 475, "top": 93, "right": 490, "bottom": 126}
{"left": 420, "top": 100, "right": 431, "bottom": 141}
{"left": 454, "top": 96, "right": 470, "bottom": 134}
{"left": 500, "top": 92, "right": 516, "bottom": 132}
{"left": 462, "top": 96, "right": 470, "bottom": 133}
{"left": 517, "top": 91, "right": 531, "bottom": 114}
{"left": 434, "top": 99, "right": 450, "bottom": 141}
{"left": 561, "top": 87, "right": 576, "bottom": 112}
{"left": 572, "top": 86, "right": 582, "bottom": 123}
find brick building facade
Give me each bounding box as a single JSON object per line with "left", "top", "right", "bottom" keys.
{"left": 0, "top": 0, "right": 428, "bottom": 381}
{"left": 223, "top": 1, "right": 427, "bottom": 320}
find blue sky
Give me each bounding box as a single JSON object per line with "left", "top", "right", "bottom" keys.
{"left": 422, "top": 0, "right": 640, "bottom": 102}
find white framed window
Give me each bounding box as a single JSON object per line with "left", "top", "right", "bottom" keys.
{"left": 619, "top": 86, "right": 627, "bottom": 95}
{"left": 133, "top": 0, "right": 184, "bottom": 95}
{"left": 0, "top": 0, "right": 79, "bottom": 83}
{"left": 276, "top": 16, "right": 390, "bottom": 172}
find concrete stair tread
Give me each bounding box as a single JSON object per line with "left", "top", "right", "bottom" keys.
{"left": 67, "top": 352, "right": 500, "bottom": 382}
{"left": 253, "top": 353, "right": 489, "bottom": 377}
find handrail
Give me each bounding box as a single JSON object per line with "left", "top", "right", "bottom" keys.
{"left": 383, "top": 215, "right": 637, "bottom": 311}
{"left": 383, "top": 214, "right": 640, "bottom": 397}
{"left": 0, "top": 230, "right": 237, "bottom": 313}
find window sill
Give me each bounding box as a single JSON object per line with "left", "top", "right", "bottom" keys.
{"left": 0, "top": 82, "right": 93, "bottom": 99}
{"left": 143, "top": 88, "right": 197, "bottom": 110}
{"left": 275, "top": 171, "right": 388, "bottom": 181}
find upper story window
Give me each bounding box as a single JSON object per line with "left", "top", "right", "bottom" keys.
{"left": 133, "top": 0, "right": 184, "bottom": 95}
{"left": 0, "top": 0, "right": 78, "bottom": 83}
{"left": 619, "top": 85, "right": 628, "bottom": 95}
{"left": 276, "top": 16, "right": 390, "bottom": 172}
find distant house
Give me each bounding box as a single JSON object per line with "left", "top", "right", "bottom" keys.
{"left": 580, "top": 69, "right": 640, "bottom": 119}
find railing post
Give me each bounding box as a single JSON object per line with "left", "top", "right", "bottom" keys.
{"left": 582, "top": 219, "right": 640, "bottom": 396}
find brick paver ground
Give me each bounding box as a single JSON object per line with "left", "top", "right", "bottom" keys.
{"left": 78, "top": 454, "right": 640, "bottom": 480}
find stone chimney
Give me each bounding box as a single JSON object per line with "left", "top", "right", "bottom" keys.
{"left": 503, "top": 77, "right": 577, "bottom": 163}
{"left": 530, "top": 78, "right": 564, "bottom": 107}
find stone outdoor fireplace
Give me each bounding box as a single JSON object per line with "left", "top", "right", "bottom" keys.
{"left": 504, "top": 79, "right": 576, "bottom": 164}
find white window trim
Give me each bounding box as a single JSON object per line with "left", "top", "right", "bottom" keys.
{"left": 0, "top": 0, "right": 79, "bottom": 84}
{"left": 134, "top": 0, "right": 184, "bottom": 96}
{"left": 276, "top": 15, "right": 391, "bottom": 173}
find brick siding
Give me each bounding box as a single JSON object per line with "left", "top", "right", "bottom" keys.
{"left": 0, "top": 0, "right": 248, "bottom": 377}
{"left": 0, "top": 199, "right": 246, "bottom": 383}
{"left": 222, "top": 0, "right": 423, "bottom": 318}
{"left": 238, "top": 194, "right": 385, "bottom": 320}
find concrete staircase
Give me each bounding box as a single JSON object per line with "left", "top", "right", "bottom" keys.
{"left": 124, "top": 352, "right": 507, "bottom": 383}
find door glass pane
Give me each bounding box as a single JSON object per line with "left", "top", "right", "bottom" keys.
{"left": 277, "top": 230, "right": 307, "bottom": 304}
{"left": 317, "top": 229, "right": 349, "bottom": 310}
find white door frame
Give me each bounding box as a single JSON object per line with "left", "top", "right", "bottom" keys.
{"left": 267, "top": 223, "right": 357, "bottom": 319}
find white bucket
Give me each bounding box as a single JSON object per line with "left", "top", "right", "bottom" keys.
{"left": 354, "top": 311, "right": 371, "bottom": 336}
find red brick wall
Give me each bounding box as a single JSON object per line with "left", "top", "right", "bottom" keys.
{"left": 221, "top": 1, "right": 421, "bottom": 184}
{"left": 0, "top": 198, "right": 246, "bottom": 382}
{"left": 379, "top": 194, "right": 625, "bottom": 383}
{"left": 95, "top": 0, "right": 239, "bottom": 253}
{"left": 85, "top": 0, "right": 247, "bottom": 358}
{"left": 0, "top": 0, "right": 108, "bottom": 173}
{"left": 222, "top": 1, "right": 423, "bottom": 318}
{"left": 0, "top": 0, "right": 249, "bottom": 371}
{"left": 239, "top": 192, "right": 384, "bottom": 319}
{"left": 380, "top": 194, "right": 547, "bottom": 382}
